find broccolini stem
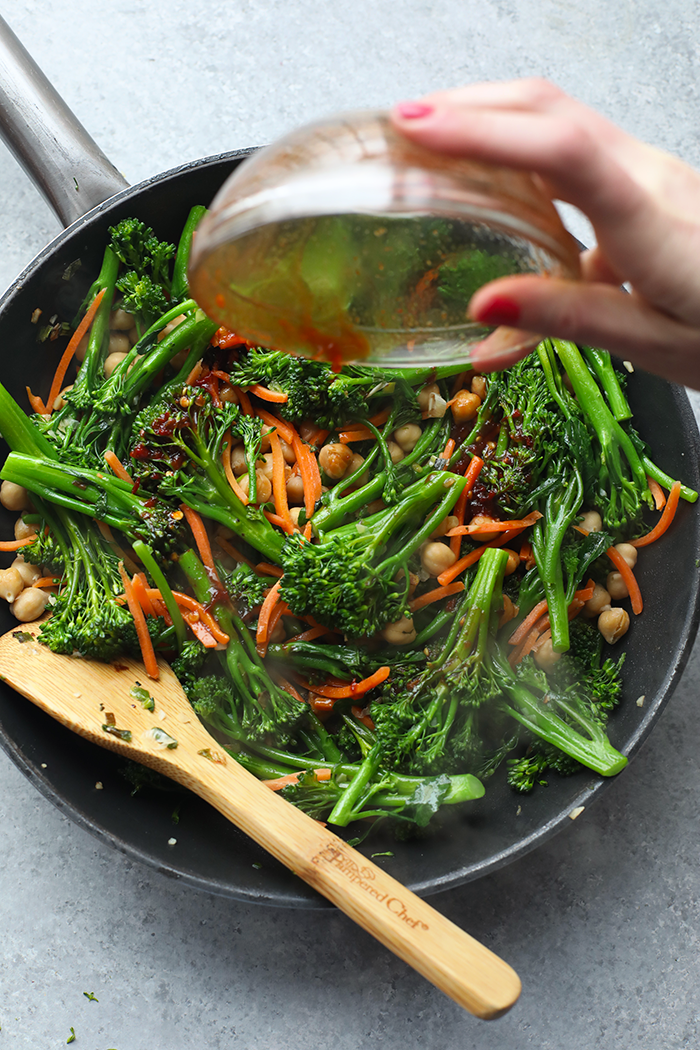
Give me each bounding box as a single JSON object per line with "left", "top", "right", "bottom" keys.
{"left": 531, "top": 465, "right": 584, "bottom": 652}
{"left": 641, "top": 454, "right": 699, "bottom": 504}
{"left": 171, "top": 205, "right": 207, "bottom": 303}
{"left": 327, "top": 742, "right": 384, "bottom": 826}
{"left": 0, "top": 382, "right": 57, "bottom": 457}
{"left": 131, "top": 539, "right": 186, "bottom": 651}
{"left": 580, "top": 347, "right": 632, "bottom": 422}
{"left": 73, "top": 246, "right": 120, "bottom": 397}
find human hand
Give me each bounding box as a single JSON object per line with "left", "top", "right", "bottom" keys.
{"left": 391, "top": 80, "right": 700, "bottom": 388}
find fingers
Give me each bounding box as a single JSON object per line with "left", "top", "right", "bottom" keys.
{"left": 580, "top": 246, "right": 625, "bottom": 285}
{"left": 467, "top": 275, "right": 700, "bottom": 387}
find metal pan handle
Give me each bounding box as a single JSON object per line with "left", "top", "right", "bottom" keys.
{"left": 0, "top": 15, "right": 128, "bottom": 228}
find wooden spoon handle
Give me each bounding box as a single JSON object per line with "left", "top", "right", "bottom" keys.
{"left": 186, "top": 756, "right": 521, "bottom": 1019}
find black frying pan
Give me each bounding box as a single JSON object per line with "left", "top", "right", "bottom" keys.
{"left": 0, "top": 17, "right": 698, "bottom": 909}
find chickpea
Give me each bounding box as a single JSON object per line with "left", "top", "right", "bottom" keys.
{"left": 582, "top": 583, "right": 612, "bottom": 618}
{"left": 279, "top": 438, "right": 296, "bottom": 464}
{"left": 451, "top": 389, "right": 481, "bottom": 423}
{"left": 11, "top": 556, "right": 41, "bottom": 587}
{"left": 393, "top": 423, "right": 422, "bottom": 453}
{"left": 10, "top": 587, "right": 49, "bottom": 623}
{"left": 74, "top": 332, "right": 89, "bottom": 362}
{"left": 128, "top": 325, "right": 140, "bottom": 346}
{"left": 606, "top": 571, "right": 629, "bottom": 600}
{"left": 386, "top": 440, "right": 405, "bottom": 464}
{"left": 229, "top": 443, "right": 248, "bottom": 475}
{"left": 103, "top": 351, "right": 128, "bottom": 379}
{"left": 269, "top": 618, "right": 286, "bottom": 644}
{"left": 215, "top": 525, "right": 234, "bottom": 542}
{"left": 395, "top": 569, "right": 420, "bottom": 597}
{"left": 504, "top": 550, "right": 521, "bottom": 576}
{"left": 418, "top": 384, "right": 447, "bottom": 418}
{"left": 471, "top": 375, "right": 487, "bottom": 400}
{"left": 14, "top": 517, "right": 38, "bottom": 540}
{"left": 53, "top": 384, "right": 73, "bottom": 411}
{"left": 286, "top": 473, "right": 305, "bottom": 504}
{"left": 430, "top": 515, "right": 458, "bottom": 540}
{"left": 613, "top": 542, "right": 638, "bottom": 569}
{"left": 0, "top": 567, "right": 24, "bottom": 602}
{"left": 0, "top": 480, "right": 32, "bottom": 512}
{"left": 108, "top": 331, "right": 130, "bottom": 356}
{"left": 257, "top": 452, "right": 275, "bottom": 482}
{"left": 110, "top": 307, "right": 135, "bottom": 331}
{"left": 299, "top": 421, "right": 318, "bottom": 443}
{"left": 421, "top": 541, "right": 457, "bottom": 577}
{"left": 381, "top": 615, "right": 417, "bottom": 645}
{"left": 579, "top": 510, "right": 603, "bottom": 533}
{"left": 220, "top": 385, "right": 239, "bottom": 404}
{"left": 168, "top": 347, "right": 191, "bottom": 371}
{"left": 343, "top": 453, "right": 369, "bottom": 491}
{"left": 533, "top": 638, "right": 562, "bottom": 673}
{"left": 289, "top": 506, "right": 304, "bottom": 527}
{"left": 365, "top": 498, "right": 386, "bottom": 515}
{"left": 598, "top": 607, "right": 630, "bottom": 645}
{"left": 237, "top": 470, "right": 272, "bottom": 504}
{"left": 156, "top": 314, "right": 187, "bottom": 342}
{"left": 468, "top": 514, "right": 501, "bottom": 542}
{"left": 318, "top": 442, "right": 354, "bottom": 480}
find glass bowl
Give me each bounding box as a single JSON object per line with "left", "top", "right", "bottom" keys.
{"left": 188, "top": 110, "right": 581, "bottom": 368}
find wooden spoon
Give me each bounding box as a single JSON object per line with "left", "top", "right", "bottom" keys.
{"left": 0, "top": 620, "right": 521, "bottom": 1018}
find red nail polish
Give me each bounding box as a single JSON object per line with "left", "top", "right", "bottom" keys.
{"left": 395, "top": 101, "right": 434, "bottom": 120}
{"left": 475, "top": 296, "right": 521, "bottom": 327}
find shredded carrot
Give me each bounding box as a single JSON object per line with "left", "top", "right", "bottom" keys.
{"left": 34, "top": 576, "right": 60, "bottom": 589}
{"left": 119, "top": 562, "right": 159, "bottom": 680}
{"left": 186, "top": 360, "right": 205, "bottom": 386}
{"left": 450, "top": 371, "right": 469, "bottom": 397}
{"left": 289, "top": 426, "right": 322, "bottom": 519}
{"left": 185, "top": 615, "right": 219, "bottom": 648}
{"left": 450, "top": 455, "right": 484, "bottom": 557}
{"left": 26, "top": 387, "right": 46, "bottom": 414}
{"left": 221, "top": 430, "right": 250, "bottom": 506}
{"left": 519, "top": 538, "right": 533, "bottom": 562}
{"left": 409, "top": 581, "right": 465, "bottom": 612}
{"left": 256, "top": 578, "right": 283, "bottom": 652}
{"left": 437, "top": 527, "right": 524, "bottom": 586}
{"left": 263, "top": 768, "right": 332, "bottom": 791}
{"left": 104, "top": 449, "right": 133, "bottom": 484}
{"left": 304, "top": 427, "right": 330, "bottom": 447}
{"left": 216, "top": 533, "right": 254, "bottom": 567}
{"left": 0, "top": 536, "right": 36, "bottom": 551}
{"left": 46, "top": 288, "right": 107, "bottom": 415}
{"left": 517, "top": 624, "right": 549, "bottom": 662}
{"left": 289, "top": 624, "right": 332, "bottom": 643}
{"left": 143, "top": 588, "right": 229, "bottom": 643}
{"left": 236, "top": 387, "right": 253, "bottom": 416}
{"left": 248, "top": 384, "right": 288, "bottom": 403}
{"left": 441, "top": 438, "right": 456, "bottom": 460}
{"left": 530, "top": 628, "right": 553, "bottom": 655}
{"left": 606, "top": 546, "right": 643, "bottom": 615}
{"left": 508, "top": 599, "right": 549, "bottom": 646}
{"left": 630, "top": 480, "right": 681, "bottom": 548}
{"left": 338, "top": 427, "right": 375, "bottom": 443}
{"left": 274, "top": 674, "right": 307, "bottom": 704}
{"left": 181, "top": 504, "right": 216, "bottom": 572}
{"left": 132, "top": 573, "right": 157, "bottom": 617}
{"left": 351, "top": 704, "right": 376, "bottom": 731}
{"left": 269, "top": 430, "right": 295, "bottom": 533}
{"left": 255, "top": 561, "right": 284, "bottom": 578}
{"left": 264, "top": 510, "right": 296, "bottom": 533}
{"left": 647, "top": 476, "right": 667, "bottom": 511}
{"left": 447, "top": 510, "right": 542, "bottom": 537}
{"left": 295, "top": 666, "right": 390, "bottom": 700}
{"left": 256, "top": 408, "right": 295, "bottom": 445}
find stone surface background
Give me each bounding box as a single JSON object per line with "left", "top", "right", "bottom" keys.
{"left": 0, "top": 2, "right": 699, "bottom": 1047}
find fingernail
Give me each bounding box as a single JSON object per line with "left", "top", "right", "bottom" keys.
{"left": 473, "top": 296, "right": 521, "bottom": 327}
{"left": 395, "top": 101, "right": 434, "bottom": 120}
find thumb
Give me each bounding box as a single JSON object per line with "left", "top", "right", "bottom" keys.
{"left": 468, "top": 275, "right": 700, "bottom": 387}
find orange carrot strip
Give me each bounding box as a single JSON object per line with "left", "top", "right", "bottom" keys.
{"left": 295, "top": 666, "right": 390, "bottom": 700}
{"left": 449, "top": 455, "right": 484, "bottom": 557}
{"left": 34, "top": 576, "right": 60, "bottom": 589}
{"left": 274, "top": 675, "right": 307, "bottom": 704}
{"left": 119, "top": 562, "right": 159, "bottom": 680}
{"left": 181, "top": 504, "right": 216, "bottom": 571}
{"left": 441, "top": 438, "right": 456, "bottom": 460}
{"left": 263, "top": 768, "right": 332, "bottom": 791}
{"left": 255, "top": 562, "right": 284, "bottom": 578}
{"left": 447, "top": 510, "right": 542, "bottom": 537}
{"left": 647, "top": 476, "right": 667, "bottom": 511}
{"left": 216, "top": 533, "right": 254, "bottom": 567}
{"left": 256, "top": 578, "right": 282, "bottom": 650}
{"left": 143, "top": 588, "right": 229, "bottom": 643}
{"left": 519, "top": 538, "right": 533, "bottom": 562}
{"left": 26, "top": 387, "right": 46, "bottom": 414}
{"left": 264, "top": 510, "right": 295, "bottom": 533}
{"left": 351, "top": 705, "right": 376, "bottom": 731}
{"left": 186, "top": 360, "right": 205, "bottom": 386}
{"left": 46, "top": 288, "right": 106, "bottom": 415}
{"left": 409, "top": 581, "right": 465, "bottom": 612}
{"left": 338, "top": 427, "right": 374, "bottom": 443}
{"left": 289, "top": 624, "right": 331, "bottom": 643}
{"left": 185, "top": 615, "right": 219, "bottom": 648}
{"left": 256, "top": 409, "right": 295, "bottom": 445}
{"left": 236, "top": 387, "right": 253, "bottom": 416}
{"left": 630, "top": 480, "right": 681, "bottom": 548}
{"left": 269, "top": 430, "right": 295, "bottom": 533}
{"left": 508, "top": 599, "right": 550, "bottom": 646}
{"left": 0, "top": 537, "right": 36, "bottom": 551}
{"left": 248, "top": 384, "right": 288, "bottom": 403}
{"left": 304, "top": 427, "right": 330, "bottom": 448}
{"left": 222, "top": 430, "right": 250, "bottom": 507}
{"left": 104, "top": 449, "right": 133, "bottom": 485}
{"left": 606, "top": 547, "right": 643, "bottom": 615}
{"left": 132, "top": 573, "right": 157, "bottom": 618}
{"left": 289, "top": 427, "right": 321, "bottom": 518}
{"left": 517, "top": 625, "right": 549, "bottom": 662}
{"left": 303, "top": 522, "right": 313, "bottom": 541}
{"left": 437, "top": 528, "right": 524, "bottom": 586}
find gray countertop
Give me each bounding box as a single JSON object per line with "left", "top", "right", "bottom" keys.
{"left": 1, "top": 2, "right": 699, "bottom": 1047}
